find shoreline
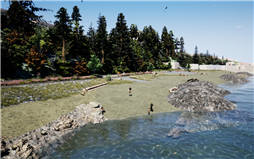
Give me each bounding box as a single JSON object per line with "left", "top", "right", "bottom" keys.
{"left": 1, "top": 70, "right": 232, "bottom": 140}
{"left": 1, "top": 71, "right": 233, "bottom": 140}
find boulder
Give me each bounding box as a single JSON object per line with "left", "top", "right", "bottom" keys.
{"left": 14, "top": 139, "right": 34, "bottom": 159}
{"left": 168, "top": 128, "right": 189, "bottom": 139}
{"left": 186, "top": 78, "right": 199, "bottom": 83}
{"left": 169, "top": 87, "right": 178, "bottom": 93}
{"left": 220, "top": 74, "right": 250, "bottom": 83}
{"left": 1, "top": 140, "right": 8, "bottom": 156}
{"left": 236, "top": 72, "right": 253, "bottom": 77}
{"left": 167, "top": 81, "right": 236, "bottom": 112}
{"left": 54, "top": 116, "right": 79, "bottom": 131}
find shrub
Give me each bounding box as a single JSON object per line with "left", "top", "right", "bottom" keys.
{"left": 106, "top": 74, "right": 112, "bottom": 81}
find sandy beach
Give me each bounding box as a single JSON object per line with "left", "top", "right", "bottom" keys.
{"left": 1, "top": 70, "right": 231, "bottom": 140}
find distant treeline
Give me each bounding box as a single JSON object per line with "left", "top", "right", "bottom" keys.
{"left": 1, "top": 1, "right": 227, "bottom": 79}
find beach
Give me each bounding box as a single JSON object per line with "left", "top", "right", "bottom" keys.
{"left": 1, "top": 70, "right": 232, "bottom": 140}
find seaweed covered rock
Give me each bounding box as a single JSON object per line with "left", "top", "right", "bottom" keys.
{"left": 167, "top": 81, "right": 236, "bottom": 112}
{"left": 236, "top": 72, "right": 253, "bottom": 77}
{"left": 220, "top": 74, "right": 250, "bottom": 83}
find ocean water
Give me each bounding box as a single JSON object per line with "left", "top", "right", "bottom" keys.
{"left": 47, "top": 76, "right": 254, "bottom": 159}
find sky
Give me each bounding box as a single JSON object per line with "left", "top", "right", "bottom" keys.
{"left": 1, "top": 1, "right": 253, "bottom": 63}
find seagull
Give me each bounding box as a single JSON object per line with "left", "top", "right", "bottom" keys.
{"left": 165, "top": 6, "right": 167, "bottom": 9}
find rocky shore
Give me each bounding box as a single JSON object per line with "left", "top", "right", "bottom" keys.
{"left": 220, "top": 73, "right": 251, "bottom": 83}
{"left": 1, "top": 102, "right": 107, "bottom": 159}
{"left": 167, "top": 80, "right": 236, "bottom": 112}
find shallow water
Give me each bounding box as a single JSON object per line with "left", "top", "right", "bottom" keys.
{"left": 47, "top": 76, "right": 254, "bottom": 159}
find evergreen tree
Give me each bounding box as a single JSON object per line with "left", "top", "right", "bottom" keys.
{"left": 169, "top": 30, "right": 175, "bottom": 57}
{"left": 69, "top": 5, "right": 82, "bottom": 60}
{"left": 130, "top": 24, "right": 138, "bottom": 40}
{"left": 180, "top": 37, "right": 185, "bottom": 53}
{"left": 161, "top": 26, "right": 170, "bottom": 58}
{"left": 87, "top": 23, "right": 97, "bottom": 55}
{"left": 87, "top": 55, "right": 102, "bottom": 74}
{"left": 115, "top": 13, "right": 132, "bottom": 72}
{"left": 54, "top": 7, "right": 72, "bottom": 61}
{"left": 96, "top": 14, "right": 107, "bottom": 64}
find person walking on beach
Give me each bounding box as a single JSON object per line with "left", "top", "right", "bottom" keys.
{"left": 128, "top": 87, "right": 132, "bottom": 95}
{"left": 101, "top": 107, "right": 106, "bottom": 115}
{"left": 150, "top": 102, "right": 154, "bottom": 112}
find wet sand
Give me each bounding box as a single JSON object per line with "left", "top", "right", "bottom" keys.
{"left": 1, "top": 70, "right": 231, "bottom": 140}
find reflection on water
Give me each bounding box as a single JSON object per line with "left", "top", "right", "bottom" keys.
{"left": 46, "top": 76, "right": 254, "bottom": 159}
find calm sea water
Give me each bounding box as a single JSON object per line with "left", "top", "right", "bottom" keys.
{"left": 47, "top": 76, "right": 254, "bottom": 159}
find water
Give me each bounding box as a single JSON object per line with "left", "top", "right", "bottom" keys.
{"left": 47, "top": 76, "right": 254, "bottom": 159}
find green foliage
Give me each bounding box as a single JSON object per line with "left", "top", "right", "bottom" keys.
{"left": 167, "top": 62, "right": 172, "bottom": 70}
{"left": 147, "top": 63, "right": 155, "bottom": 71}
{"left": 106, "top": 74, "right": 112, "bottom": 81}
{"left": 87, "top": 55, "right": 103, "bottom": 74}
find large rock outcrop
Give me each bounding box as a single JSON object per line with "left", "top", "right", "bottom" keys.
{"left": 220, "top": 74, "right": 250, "bottom": 83}
{"left": 167, "top": 81, "right": 236, "bottom": 112}
{"left": 2, "top": 102, "right": 107, "bottom": 159}
{"left": 236, "top": 72, "right": 253, "bottom": 77}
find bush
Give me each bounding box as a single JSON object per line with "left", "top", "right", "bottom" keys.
{"left": 106, "top": 74, "right": 112, "bottom": 81}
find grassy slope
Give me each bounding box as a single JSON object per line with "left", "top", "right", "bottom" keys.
{"left": 1, "top": 70, "right": 230, "bottom": 139}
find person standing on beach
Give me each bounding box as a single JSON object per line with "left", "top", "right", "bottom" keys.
{"left": 150, "top": 102, "right": 154, "bottom": 112}
{"left": 128, "top": 87, "right": 132, "bottom": 95}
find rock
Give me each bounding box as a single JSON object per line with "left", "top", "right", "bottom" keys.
{"left": 168, "top": 128, "right": 189, "bottom": 139}
{"left": 236, "top": 72, "right": 253, "bottom": 77}
{"left": 220, "top": 74, "right": 250, "bottom": 83}
{"left": 167, "top": 81, "right": 236, "bottom": 112}
{"left": 1, "top": 139, "right": 8, "bottom": 156}
{"left": 2, "top": 102, "right": 108, "bottom": 159}
{"left": 169, "top": 87, "right": 178, "bottom": 93}
{"left": 40, "top": 131, "right": 47, "bottom": 135}
{"left": 89, "top": 102, "right": 101, "bottom": 108}
{"left": 54, "top": 116, "right": 79, "bottom": 131}
{"left": 14, "top": 139, "right": 34, "bottom": 158}
{"left": 186, "top": 78, "right": 199, "bottom": 83}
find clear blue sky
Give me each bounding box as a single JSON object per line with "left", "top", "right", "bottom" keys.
{"left": 1, "top": 1, "right": 253, "bottom": 63}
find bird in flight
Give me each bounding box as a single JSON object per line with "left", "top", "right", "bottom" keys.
{"left": 165, "top": 6, "right": 167, "bottom": 9}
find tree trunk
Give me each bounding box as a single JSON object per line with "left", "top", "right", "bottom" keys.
{"left": 101, "top": 48, "right": 104, "bottom": 64}
{"left": 93, "top": 68, "right": 95, "bottom": 74}
{"left": 62, "top": 37, "right": 65, "bottom": 61}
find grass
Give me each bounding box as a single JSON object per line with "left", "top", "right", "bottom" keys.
{"left": 1, "top": 78, "right": 134, "bottom": 107}
{"left": 1, "top": 70, "right": 231, "bottom": 140}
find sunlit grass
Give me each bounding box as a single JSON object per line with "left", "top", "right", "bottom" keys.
{"left": 1, "top": 78, "right": 134, "bottom": 107}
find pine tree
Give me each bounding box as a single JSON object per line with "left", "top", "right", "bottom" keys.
{"left": 180, "top": 37, "right": 185, "bottom": 53}
{"left": 115, "top": 13, "right": 132, "bottom": 72}
{"left": 87, "top": 23, "right": 96, "bottom": 55}
{"left": 96, "top": 14, "right": 107, "bottom": 64}
{"left": 161, "top": 26, "right": 170, "bottom": 58}
{"left": 54, "top": 7, "right": 72, "bottom": 61}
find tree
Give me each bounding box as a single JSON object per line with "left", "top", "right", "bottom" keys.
{"left": 115, "top": 13, "right": 132, "bottom": 72}
{"left": 161, "top": 26, "right": 170, "bottom": 58}
{"left": 96, "top": 14, "right": 107, "bottom": 64}
{"left": 130, "top": 24, "right": 138, "bottom": 40}
{"left": 87, "top": 55, "right": 103, "bottom": 74}
{"left": 180, "top": 37, "right": 185, "bottom": 53}
{"left": 87, "top": 23, "right": 96, "bottom": 55}
{"left": 54, "top": 7, "right": 72, "bottom": 61}
{"left": 70, "top": 5, "right": 82, "bottom": 60}
{"left": 186, "top": 63, "right": 191, "bottom": 70}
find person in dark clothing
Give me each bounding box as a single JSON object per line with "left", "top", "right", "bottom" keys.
{"left": 150, "top": 102, "right": 154, "bottom": 112}
{"left": 128, "top": 87, "right": 132, "bottom": 95}
{"left": 148, "top": 108, "right": 150, "bottom": 115}
{"left": 101, "top": 107, "right": 106, "bottom": 115}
